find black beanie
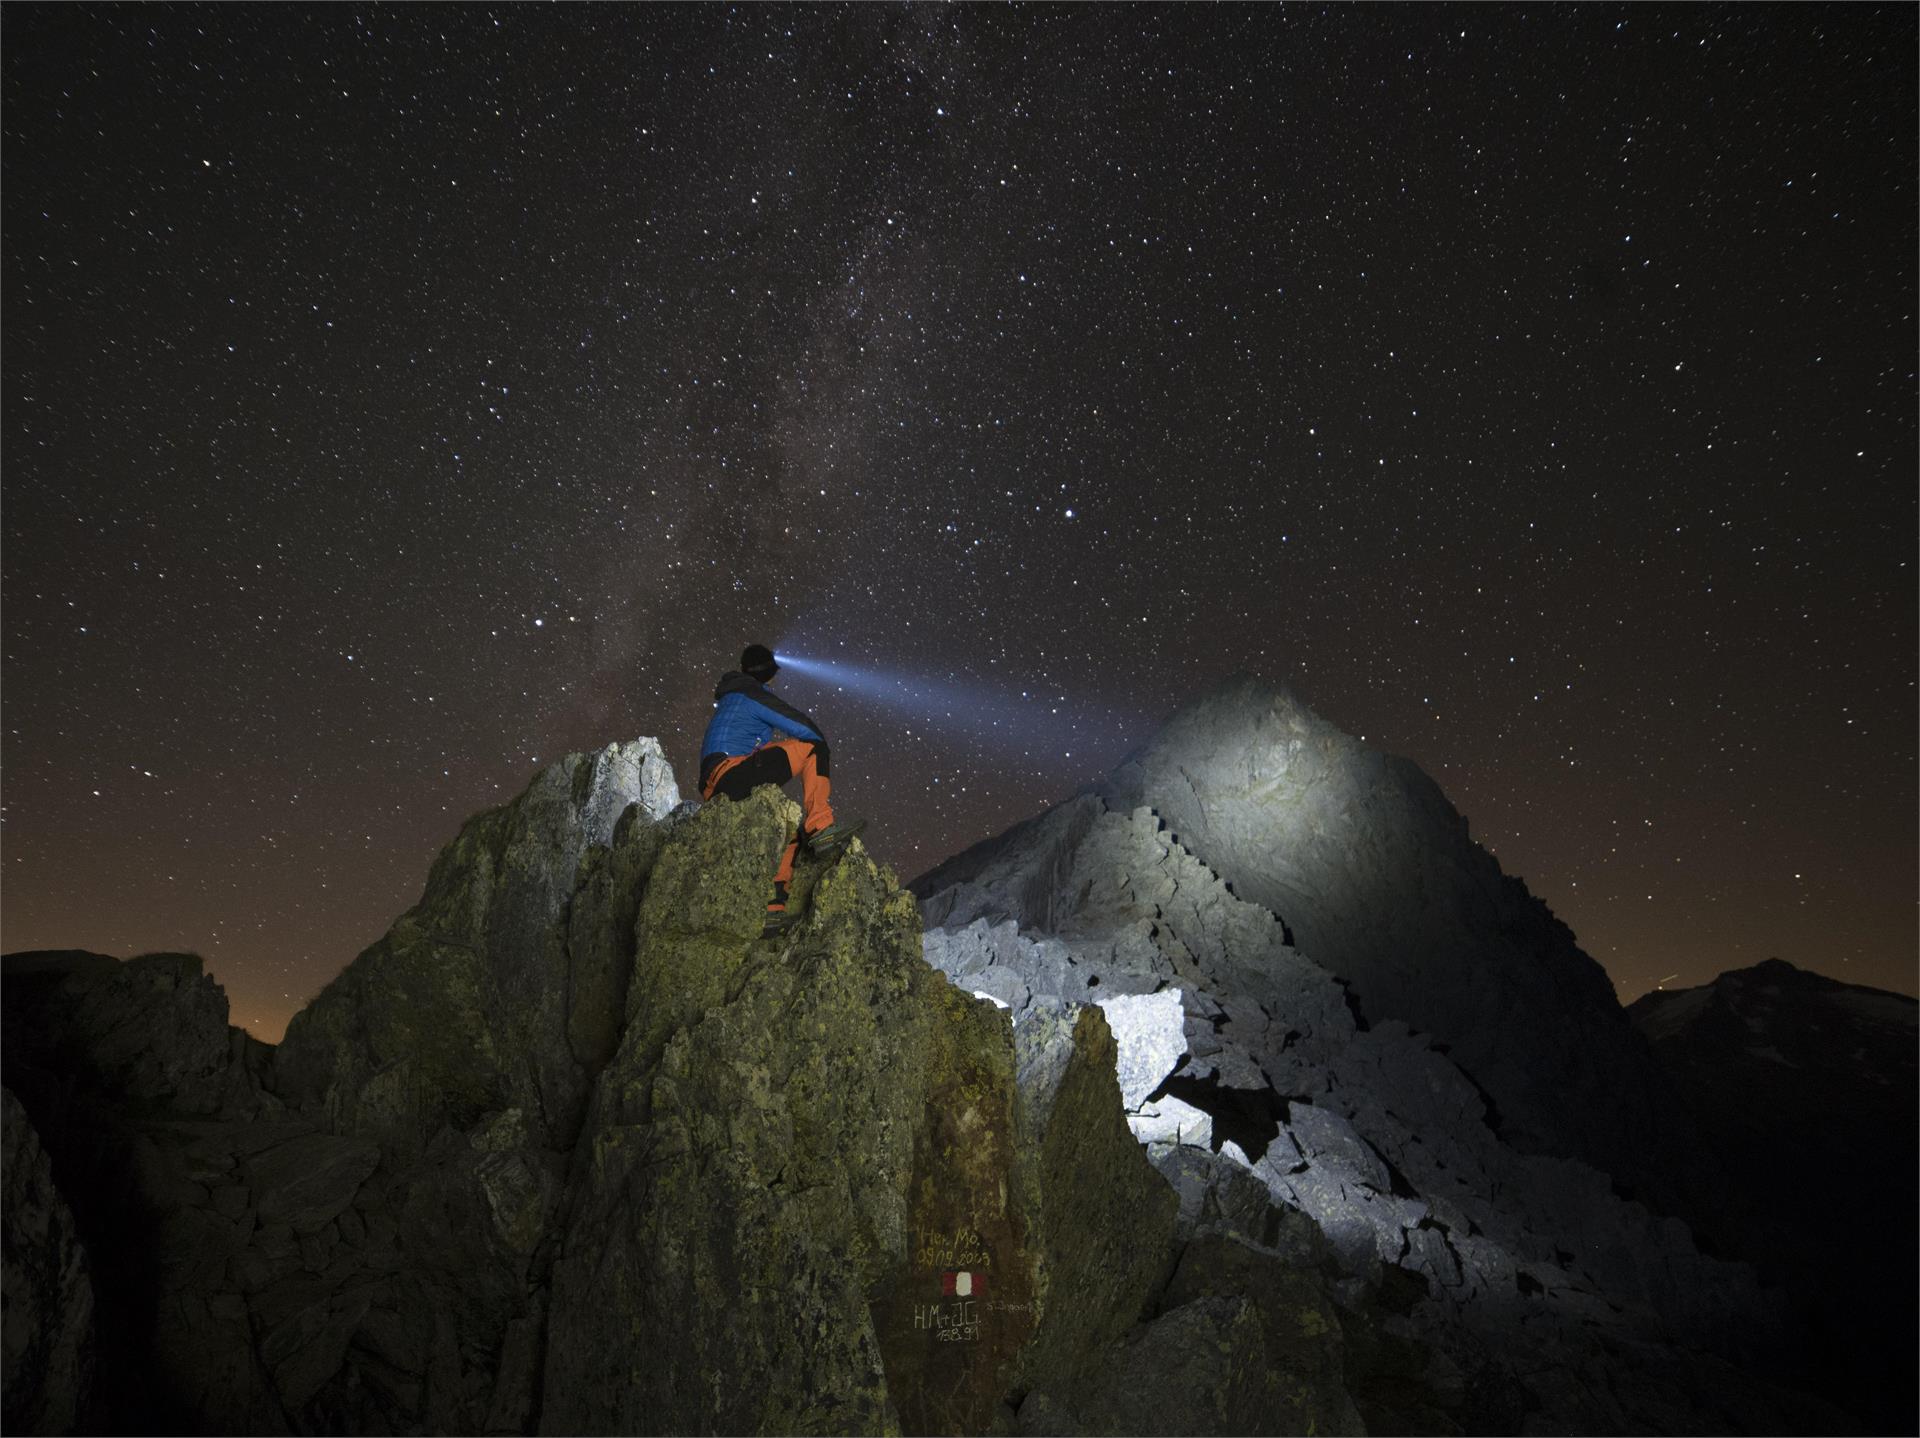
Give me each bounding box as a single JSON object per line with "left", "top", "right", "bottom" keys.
{"left": 741, "top": 644, "right": 778, "bottom": 682}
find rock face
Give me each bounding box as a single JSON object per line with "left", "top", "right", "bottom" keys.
{"left": 4, "top": 736, "right": 1358, "bottom": 1435}
{"left": 1, "top": 945, "right": 288, "bottom": 1433}
{"left": 540, "top": 787, "right": 1182, "bottom": 1435}
{"left": 925, "top": 675, "right": 1689, "bottom": 1203}
{"left": 0, "top": 948, "right": 276, "bottom": 1121}
{"left": 914, "top": 677, "right": 1875, "bottom": 1434}
{"left": 3, "top": 1089, "right": 96, "bottom": 1435}
{"left": 275, "top": 737, "right": 684, "bottom": 1156}
{"left": 1631, "top": 960, "right": 1919, "bottom": 1434}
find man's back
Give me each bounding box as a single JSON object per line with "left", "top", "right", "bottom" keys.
{"left": 700, "top": 670, "right": 824, "bottom": 788}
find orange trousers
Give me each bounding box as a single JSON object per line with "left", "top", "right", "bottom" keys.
{"left": 700, "top": 739, "right": 835, "bottom": 891}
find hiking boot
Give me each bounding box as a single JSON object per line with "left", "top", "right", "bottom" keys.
{"left": 762, "top": 908, "right": 802, "bottom": 938}
{"left": 804, "top": 818, "right": 867, "bottom": 859}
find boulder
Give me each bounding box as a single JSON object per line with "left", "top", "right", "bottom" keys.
{"left": 1095, "top": 989, "right": 1188, "bottom": 1110}
{"left": 249, "top": 1132, "right": 381, "bottom": 1234}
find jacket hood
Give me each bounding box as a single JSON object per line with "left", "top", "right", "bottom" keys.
{"left": 713, "top": 670, "right": 765, "bottom": 702}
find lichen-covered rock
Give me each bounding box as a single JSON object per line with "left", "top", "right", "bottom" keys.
{"left": 545, "top": 790, "right": 929, "bottom": 1434}
{"left": 2, "top": 741, "right": 681, "bottom": 1436}
{"left": 276, "top": 738, "right": 680, "bottom": 1155}
{"left": 1012, "top": 1001, "right": 1179, "bottom": 1392}
{"left": 3, "top": 1087, "right": 96, "bottom": 1435}
{"left": 544, "top": 789, "right": 1180, "bottom": 1435}
{"left": 565, "top": 803, "right": 670, "bottom": 1072}
{"left": 1015, "top": 1220, "right": 1363, "bottom": 1436}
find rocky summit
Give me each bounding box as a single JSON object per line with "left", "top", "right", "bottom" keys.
{"left": 921, "top": 675, "right": 1697, "bottom": 1207}
{"left": 914, "top": 675, "right": 1910, "bottom": 1434}
{"left": 2, "top": 692, "right": 1911, "bottom": 1435}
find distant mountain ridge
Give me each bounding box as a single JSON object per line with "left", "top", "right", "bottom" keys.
{"left": 1630, "top": 958, "right": 1918, "bottom": 1435}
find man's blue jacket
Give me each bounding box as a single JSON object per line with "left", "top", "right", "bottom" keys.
{"left": 699, "top": 671, "right": 825, "bottom": 789}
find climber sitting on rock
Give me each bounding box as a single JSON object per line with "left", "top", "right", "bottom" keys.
{"left": 699, "top": 643, "right": 863, "bottom": 933}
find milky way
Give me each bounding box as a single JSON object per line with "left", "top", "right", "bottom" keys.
{"left": 4, "top": 5, "right": 1914, "bottom": 1038}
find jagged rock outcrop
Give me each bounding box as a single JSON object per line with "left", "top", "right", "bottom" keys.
{"left": 275, "top": 737, "right": 682, "bottom": 1156}
{"left": 923, "top": 676, "right": 1691, "bottom": 1205}
{"left": 2, "top": 743, "right": 686, "bottom": 1434}
{"left": 914, "top": 679, "right": 1862, "bottom": 1434}
{"left": 1632, "top": 960, "right": 1919, "bottom": 1434}
{"left": 1, "top": 947, "right": 290, "bottom": 1433}
{"left": 6, "top": 736, "right": 1359, "bottom": 1435}
{"left": 543, "top": 789, "right": 1184, "bottom": 1433}
{"left": 1, "top": 948, "right": 279, "bottom": 1122}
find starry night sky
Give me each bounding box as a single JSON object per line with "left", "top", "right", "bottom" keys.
{"left": 4, "top": 5, "right": 1914, "bottom": 1041}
